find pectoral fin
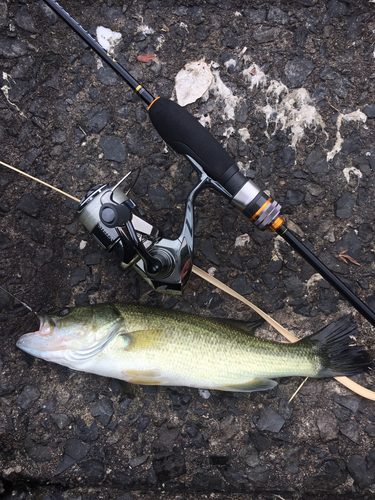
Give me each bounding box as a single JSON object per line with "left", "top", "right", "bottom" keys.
{"left": 120, "top": 329, "right": 162, "bottom": 350}
{"left": 215, "top": 378, "right": 278, "bottom": 393}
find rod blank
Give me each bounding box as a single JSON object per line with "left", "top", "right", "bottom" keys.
{"left": 277, "top": 223, "right": 375, "bottom": 327}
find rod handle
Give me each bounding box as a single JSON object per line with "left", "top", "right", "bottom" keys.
{"left": 148, "top": 97, "right": 247, "bottom": 197}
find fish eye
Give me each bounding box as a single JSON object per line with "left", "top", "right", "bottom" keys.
{"left": 59, "top": 308, "right": 70, "bottom": 317}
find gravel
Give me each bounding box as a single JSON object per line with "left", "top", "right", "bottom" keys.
{"left": 1, "top": 1, "right": 375, "bottom": 499}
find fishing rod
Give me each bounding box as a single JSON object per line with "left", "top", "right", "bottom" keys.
{"left": 39, "top": 0, "right": 375, "bottom": 327}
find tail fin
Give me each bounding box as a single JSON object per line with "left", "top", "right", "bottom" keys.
{"left": 301, "top": 314, "right": 373, "bottom": 377}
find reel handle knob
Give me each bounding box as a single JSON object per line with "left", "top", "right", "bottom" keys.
{"left": 99, "top": 203, "right": 132, "bottom": 228}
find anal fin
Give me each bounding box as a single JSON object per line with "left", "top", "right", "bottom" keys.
{"left": 122, "top": 368, "right": 167, "bottom": 386}
{"left": 215, "top": 378, "right": 278, "bottom": 393}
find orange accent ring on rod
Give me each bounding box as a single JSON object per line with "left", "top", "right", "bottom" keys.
{"left": 269, "top": 216, "right": 284, "bottom": 233}
{"left": 249, "top": 198, "right": 271, "bottom": 223}
{"left": 148, "top": 96, "right": 161, "bottom": 110}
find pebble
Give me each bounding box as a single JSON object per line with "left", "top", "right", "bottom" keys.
{"left": 284, "top": 275, "right": 303, "bottom": 299}
{"left": 156, "top": 426, "right": 179, "bottom": 449}
{"left": 0, "top": 382, "right": 15, "bottom": 397}
{"left": 304, "top": 459, "right": 347, "bottom": 491}
{"left": 283, "top": 57, "right": 315, "bottom": 88}
{"left": 240, "top": 444, "right": 260, "bottom": 468}
{"left": 262, "top": 271, "right": 277, "bottom": 290}
{"left": 340, "top": 420, "right": 360, "bottom": 444}
{"left": 282, "top": 446, "right": 299, "bottom": 474}
{"left": 285, "top": 189, "right": 304, "bottom": 206}
{"left": 70, "top": 267, "right": 86, "bottom": 286}
{"left": 341, "top": 132, "right": 362, "bottom": 155}
{"left": 256, "top": 405, "right": 285, "bottom": 433}
{"left": 289, "top": 299, "right": 312, "bottom": 316}
{"left": 262, "top": 290, "right": 286, "bottom": 312}
{"left": 346, "top": 15, "right": 363, "bottom": 42}
{"left": 54, "top": 438, "right": 89, "bottom": 475}
{"left": 318, "top": 288, "right": 339, "bottom": 315}
{"left": 95, "top": 62, "right": 121, "bottom": 86}
{"left": 87, "top": 106, "right": 108, "bottom": 133}
{"left": 16, "top": 385, "right": 40, "bottom": 411}
{"left": 326, "top": 0, "right": 347, "bottom": 20}
{"left": 114, "top": 471, "right": 134, "bottom": 487}
{"left": 24, "top": 436, "right": 53, "bottom": 463}
{"left": 16, "top": 193, "right": 40, "bottom": 217}
{"left": 332, "top": 231, "right": 362, "bottom": 262}
{"left": 198, "top": 240, "right": 220, "bottom": 266}
{"left": 101, "top": 4, "right": 125, "bottom": 21}
{"left": 333, "top": 394, "right": 360, "bottom": 413}
{"left": 267, "top": 6, "right": 290, "bottom": 25}
{"left": 244, "top": 8, "right": 266, "bottom": 23}
{"left": 246, "top": 465, "right": 270, "bottom": 488}
{"left": 152, "top": 451, "right": 187, "bottom": 481}
{"left": 347, "top": 454, "right": 375, "bottom": 489}
{"left": 75, "top": 419, "right": 100, "bottom": 443}
{"left": 332, "top": 76, "right": 351, "bottom": 99}
{"left": 316, "top": 410, "right": 339, "bottom": 441}
{"left": 252, "top": 27, "right": 280, "bottom": 44}
{"left": 363, "top": 104, "right": 375, "bottom": 118}
{"left": 129, "top": 454, "right": 149, "bottom": 467}
{"left": 190, "top": 473, "right": 225, "bottom": 491}
{"left": 231, "top": 275, "right": 253, "bottom": 295}
{"left": 98, "top": 136, "right": 127, "bottom": 162}
{"left": 306, "top": 146, "right": 329, "bottom": 174}
{"left": 334, "top": 192, "right": 355, "bottom": 219}
{"left": 222, "top": 468, "right": 248, "bottom": 488}
{"left": 294, "top": 26, "right": 308, "bottom": 48}
{"left": 125, "top": 126, "right": 145, "bottom": 156}
{"left": 78, "top": 458, "right": 105, "bottom": 482}
{"left": 0, "top": 288, "right": 11, "bottom": 312}
{"left": 50, "top": 413, "right": 70, "bottom": 430}
{"left": 118, "top": 105, "right": 130, "bottom": 120}
{"left": 168, "top": 390, "right": 191, "bottom": 411}
{"left": 38, "top": 0, "right": 58, "bottom": 24}
{"left": 259, "top": 157, "right": 273, "bottom": 179}
{"left": 15, "top": 6, "right": 38, "bottom": 33}
{"left": 19, "top": 148, "right": 42, "bottom": 169}
{"left": 92, "top": 399, "right": 114, "bottom": 426}
{"left": 148, "top": 187, "right": 172, "bottom": 210}
{"left": 364, "top": 423, "right": 375, "bottom": 437}
{"left": 138, "top": 417, "right": 150, "bottom": 432}
{"left": 0, "top": 37, "right": 27, "bottom": 57}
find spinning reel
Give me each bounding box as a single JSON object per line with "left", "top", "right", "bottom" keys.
{"left": 77, "top": 162, "right": 235, "bottom": 294}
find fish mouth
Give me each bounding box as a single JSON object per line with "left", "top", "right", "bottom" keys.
{"left": 16, "top": 315, "right": 62, "bottom": 356}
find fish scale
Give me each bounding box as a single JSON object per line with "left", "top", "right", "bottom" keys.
{"left": 16, "top": 303, "right": 372, "bottom": 393}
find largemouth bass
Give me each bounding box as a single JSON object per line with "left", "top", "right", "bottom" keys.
{"left": 17, "top": 303, "right": 372, "bottom": 392}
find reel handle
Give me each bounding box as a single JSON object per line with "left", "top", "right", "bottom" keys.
{"left": 99, "top": 203, "right": 132, "bottom": 228}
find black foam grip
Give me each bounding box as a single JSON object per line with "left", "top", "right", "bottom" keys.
{"left": 148, "top": 97, "right": 246, "bottom": 196}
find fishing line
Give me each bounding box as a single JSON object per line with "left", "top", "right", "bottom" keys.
{"left": 288, "top": 377, "right": 308, "bottom": 404}
{"left": 1, "top": 160, "right": 374, "bottom": 400}
{"left": 0, "top": 284, "right": 37, "bottom": 317}
{"left": 0, "top": 160, "right": 80, "bottom": 202}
